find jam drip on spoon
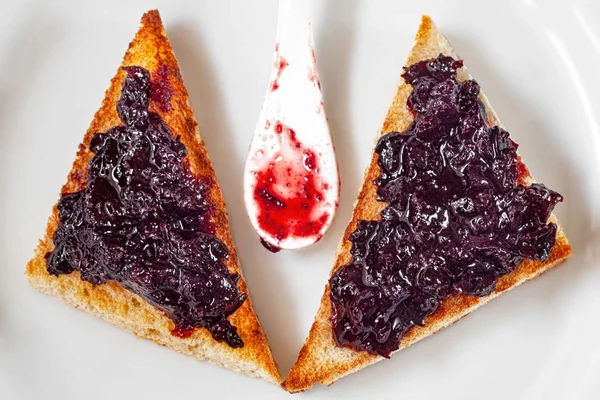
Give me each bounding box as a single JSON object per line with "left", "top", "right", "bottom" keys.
{"left": 252, "top": 121, "right": 331, "bottom": 251}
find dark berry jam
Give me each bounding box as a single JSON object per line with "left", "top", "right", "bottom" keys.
{"left": 46, "top": 66, "right": 246, "bottom": 348}
{"left": 329, "top": 54, "right": 563, "bottom": 357}
{"left": 252, "top": 121, "right": 330, "bottom": 251}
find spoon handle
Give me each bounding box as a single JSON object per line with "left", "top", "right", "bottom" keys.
{"left": 276, "top": 0, "right": 312, "bottom": 64}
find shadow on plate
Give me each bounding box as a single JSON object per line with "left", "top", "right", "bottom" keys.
{"left": 301, "top": 0, "right": 362, "bottom": 258}
{"left": 168, "top": 23, "right": 305, "bottom": 376}
{"left": 169, "top": 0, "right": 364, "bottom": 376}
{"left": 0, "top": 10, "right": 66, "bottom": 399}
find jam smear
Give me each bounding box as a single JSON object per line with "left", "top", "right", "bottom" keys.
{"left": 252, "top": 121, "right": 329, "bottom": 250}
{"left": 308, "top": 47, "right": 322, "bottom": 90}
{"left": 46, "top": 66, "right": 247, "bottom": 348}
{"left": 329, "top": 54, "right": 563, "bottom": 357}
{"left": 271, "top": 44, "right": 289, "bottom": 92}
{"left": 150, "top": 64, "right": 174, "bottom": 112}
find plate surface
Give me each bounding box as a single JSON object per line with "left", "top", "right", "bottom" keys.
{"left": 1, "top": 0, "right": 598, "bottom": 399}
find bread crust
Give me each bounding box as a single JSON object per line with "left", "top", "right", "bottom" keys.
{"left": 25, "top": 10, "right": 281, "bottom": 384}
{"left": 281, "top": 15, "right": 572, "bottom": 392}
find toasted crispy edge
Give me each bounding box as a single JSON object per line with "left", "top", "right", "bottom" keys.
{"left": 25, "top": 10, "right": 281, "bottom": 385}
{"left": 281, "top": 15, "right": 572, "bottom": 393}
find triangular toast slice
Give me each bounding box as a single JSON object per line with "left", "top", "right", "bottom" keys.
{"left": 26, "top": 10, "right": 280, "bottom": 384}
{"left": 282, "top": 15, "right": 572, "bottom": 392}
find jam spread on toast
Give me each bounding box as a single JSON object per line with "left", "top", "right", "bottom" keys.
{"left": 46, "top": 66, "right": 247, "bottom": 348}
{"left": 329, "top": 55, "right": 562, "bottom": 357}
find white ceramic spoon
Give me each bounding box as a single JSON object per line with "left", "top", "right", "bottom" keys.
{"left": 243, "top": 0, "right": 340, "bottom": 252}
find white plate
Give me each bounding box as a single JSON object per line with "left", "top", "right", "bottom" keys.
{"left": 1, "top": 0, "right": 598, "bottom": 399}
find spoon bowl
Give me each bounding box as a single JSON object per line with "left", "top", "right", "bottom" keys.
{"left": 243, "top": 0, "right": 340, "bottom": 252}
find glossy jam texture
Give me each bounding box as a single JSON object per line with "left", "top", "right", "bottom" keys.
{"left": 46, "top": 66, "right": 247, "bottom": 348}
{"left": 329, "top": 55, "right": 563, "bottom": 357}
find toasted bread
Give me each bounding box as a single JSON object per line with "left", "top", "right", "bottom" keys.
{"left": 25, "top": 10, "right": 280, "bottom": 384}
{"left": 281, "top": 15, "right": 572, "bottom": 392}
